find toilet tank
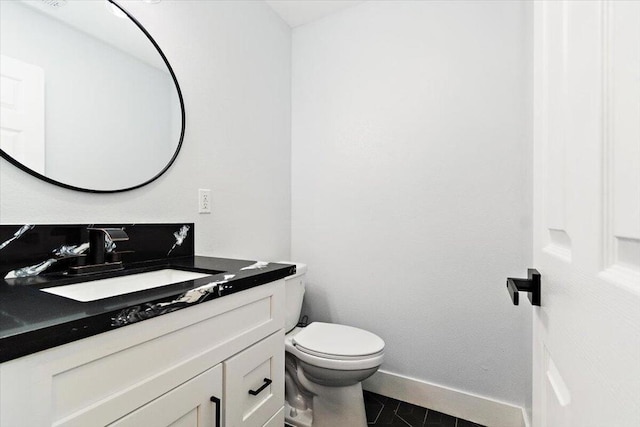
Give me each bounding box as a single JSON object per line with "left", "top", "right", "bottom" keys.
{"left": 279, "top": 262, "right": 307, "bottom": 333}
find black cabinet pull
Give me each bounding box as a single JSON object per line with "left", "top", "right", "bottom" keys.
{"left": 210, "top": 395, "right": 221, "bottom": 425}
{"left": 248, "top": 378, "right": 272, "bottom": 396}
{"left": 506, "top": 268, "right": 541, "bottom": 306}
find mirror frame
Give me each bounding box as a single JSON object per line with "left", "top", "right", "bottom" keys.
{"left": 0, "top": 0, "right": 185, "bottom": 193}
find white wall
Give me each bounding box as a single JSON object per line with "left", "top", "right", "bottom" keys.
{"left": 0, "top": 0, "right": 292, "bottom": 261}
{"left": 291, "top": 0, "right": 532, "bottom": 408}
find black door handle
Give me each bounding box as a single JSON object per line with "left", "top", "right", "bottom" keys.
{"left": 248, "top": 378, "right": 272, "bottom": 396}
{"left": 506, "top": 269, "right": 541, "bottom": 306}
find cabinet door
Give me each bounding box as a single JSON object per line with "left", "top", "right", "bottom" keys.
{"left": 109, "top": 364, "right": 223, "bottom": 427}
{"left": 224, "top": 330, "right": 284, "bottom": 427}
{"left": 263, "top": 407, "right": 284, "bottom": 427}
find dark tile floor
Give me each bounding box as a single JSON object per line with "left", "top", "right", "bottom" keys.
{"left": 364, "top": 391, "right": 485, "bottom": 427}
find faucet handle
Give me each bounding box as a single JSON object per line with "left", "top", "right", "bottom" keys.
{"left": 87, "top": 227, "right": 129, "bottom": 242}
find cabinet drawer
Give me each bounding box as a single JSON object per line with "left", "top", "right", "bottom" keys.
{"left": 224, "top": 330, "right": 284, "bottom": 427}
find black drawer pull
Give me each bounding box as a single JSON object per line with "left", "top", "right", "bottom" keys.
{"left": 248, "top": 378, "right": 272, "bottom": 396}
{"left": 209, "top": 395, "right": 221, "bottom": 426}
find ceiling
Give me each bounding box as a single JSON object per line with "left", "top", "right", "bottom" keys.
{"left": 265, "top": 0, "right": 366, "bottom": 28}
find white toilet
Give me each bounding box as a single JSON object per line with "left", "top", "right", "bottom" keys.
{"left": 282, "top": 263, "right": 385, "bottom": 427}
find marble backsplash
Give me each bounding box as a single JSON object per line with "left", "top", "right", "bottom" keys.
{"left": 0, "top": 223, "right": 195, "bottom": 278}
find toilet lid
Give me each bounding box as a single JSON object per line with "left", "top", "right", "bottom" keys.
{"left": 293, "top": 322, "right": 385, "bottom": 358}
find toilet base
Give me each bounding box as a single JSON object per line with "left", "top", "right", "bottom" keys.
{"left": 284, "top": 401, "right": 313, "bottom": 427}
{"left": 310, "top": 381, "right": 367, "bottom": 427}
{"left": 295, "top": 366, "right": 367, "bottom": 427}
{"left": 285, "top": 370, "right": 368, "bottom": 427}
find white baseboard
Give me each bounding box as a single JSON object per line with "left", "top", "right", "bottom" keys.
{"left": 362, "top": 370, "right": 526, "bottom": 427}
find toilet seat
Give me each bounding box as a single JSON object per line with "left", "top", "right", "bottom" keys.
{"left": 287, "top": 322, "right": 385, "bottom": 370}
{"left": 293, "top": 322, "right": 385, "bottom": 358}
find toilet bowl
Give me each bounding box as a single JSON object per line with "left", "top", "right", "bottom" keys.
{"left": 281, "top": 263, "right": 385, "bottom": 427}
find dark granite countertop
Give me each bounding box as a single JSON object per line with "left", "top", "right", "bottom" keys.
{"left": 0, "top": 256, "right": 295, "bottom": 363}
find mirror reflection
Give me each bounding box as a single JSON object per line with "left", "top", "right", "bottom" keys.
{"left": 0, "top": 0, "right": 183, "bottom": 192}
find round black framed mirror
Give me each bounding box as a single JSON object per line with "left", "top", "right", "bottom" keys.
{"left": 0, "top": 0, "right": 185, "bottom": 193}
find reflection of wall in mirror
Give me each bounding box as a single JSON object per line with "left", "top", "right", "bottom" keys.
{"left": 0, "top": 54, "right": 45, "bottom": 175}
{"left": 0, "top": 1, "right": 177, "bottom": 190}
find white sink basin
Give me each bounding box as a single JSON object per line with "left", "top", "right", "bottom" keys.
{"left": 41, "top": 269, "right": 212, "bottom": 302}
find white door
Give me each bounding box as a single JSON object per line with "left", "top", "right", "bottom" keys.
{"left": 0, "top": 54, "right": 45, "bottom": 174}
{"left": 532, "top": 1, "right": 640, "bottom": 426}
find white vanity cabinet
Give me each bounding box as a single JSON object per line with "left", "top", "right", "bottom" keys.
{"left": 0, "top": 280, "right": 285, "bottom": 427}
